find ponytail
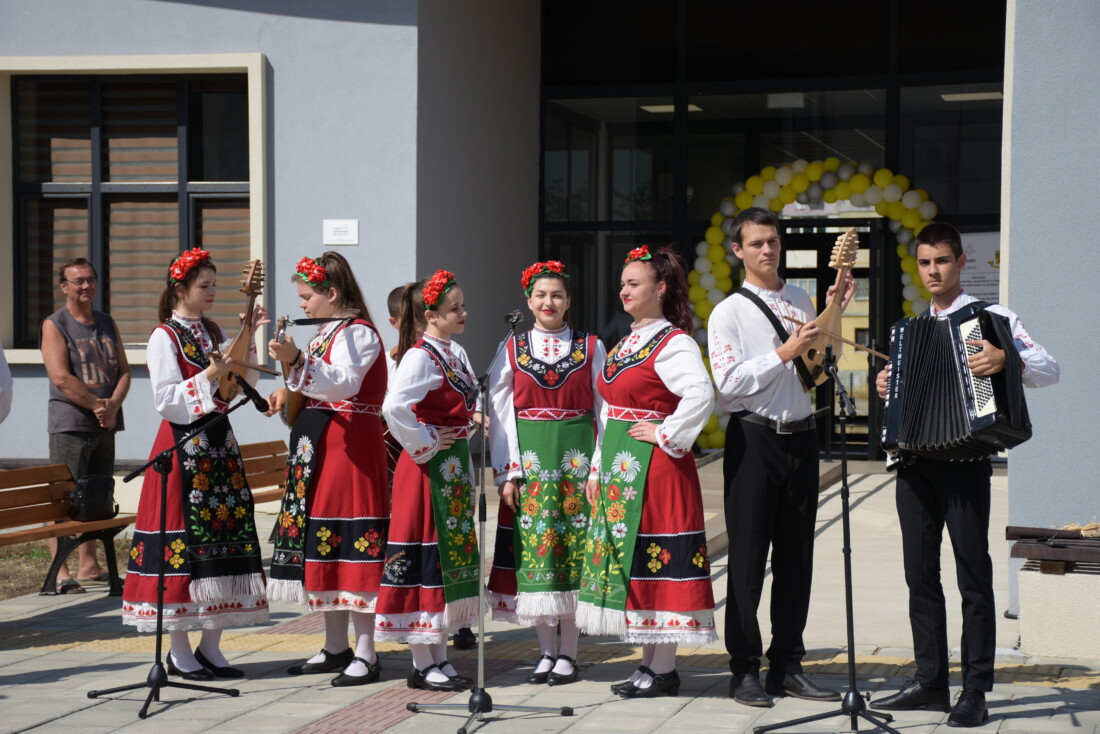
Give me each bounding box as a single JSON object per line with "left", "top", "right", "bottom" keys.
{"left": 394, "top": 278, "right": 428, "bottom": 363}
{"left": 650, "top": 246, "right": 694, "bottom": 334}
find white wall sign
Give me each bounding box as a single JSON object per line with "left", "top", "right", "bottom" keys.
{"left": 960, "top": 231, "right": 1001, "bottom": 303}
{"left": 323, "top": 219, "right": 359, "bottom": 246}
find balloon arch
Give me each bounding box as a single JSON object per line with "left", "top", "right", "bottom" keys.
{"left": 687, "top": 158, "right": 941, "bottom": 449}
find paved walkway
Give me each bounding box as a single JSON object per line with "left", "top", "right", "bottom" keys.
{"left": 1, "top": 462, "right": 1097, "bottom": 733}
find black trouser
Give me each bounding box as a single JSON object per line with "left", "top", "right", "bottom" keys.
{"left": 723, "top": 417, "right": 819, "bottom": 678}
{"left": 896, "top": 456, "right": 995, "bottom": 692}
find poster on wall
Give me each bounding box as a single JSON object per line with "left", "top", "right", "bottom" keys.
{"left": 960, "top": 232, "right": 1001, "bottom": 303}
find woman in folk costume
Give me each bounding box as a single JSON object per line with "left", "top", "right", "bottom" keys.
{"left": 265, "top": 252, "right": 389, "bottom": 687}
{"left": 122, "top": 248, "right": 268, "bottom": 680}
{"left": 577, "top": 245, "right": 717, "bottom": 698}
{"left": 485, "top": 261, "right": 606, "bottom": 686}
{"left": 377, "top": 271, "right": 481, "bottom": 692}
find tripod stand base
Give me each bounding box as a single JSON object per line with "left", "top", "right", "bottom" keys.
{"left": 409, "top": 686, "right": 572, "bottom": 734}
{"left": 88, "top": 661, "right": 239, "bottom": 719}
{"left": 753, "top": 691, "right": 899, "bottom": 734}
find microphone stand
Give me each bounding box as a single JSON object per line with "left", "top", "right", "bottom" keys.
{"left": 88, "top": 375, "right": 263, "bottom": 719}
{"left": 754, "top": 346, "right": 900, "bottom": 734}
{"left": 408, "top": 315, "right": 573, "bottom": 734}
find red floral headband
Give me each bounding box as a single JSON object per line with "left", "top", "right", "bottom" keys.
{"left": 422, "top": 269, "right": 456, "bottom": 309}
{"left": 624, "top": 245, "right": 652, "bottom": 265}
{"left": 169, "top": 248, "right": 212, "bottom": 284}
{"left": 520, "top": 260, "right": 569, "bottom": 296}
{"left": 295, "top": 256, "right": 330, "bottom": 288}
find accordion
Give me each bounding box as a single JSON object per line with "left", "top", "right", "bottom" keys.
{"left": 882, "top": 303, "right": 1031, "bottom": 461}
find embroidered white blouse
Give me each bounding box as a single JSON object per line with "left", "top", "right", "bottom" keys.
{"left": 284, "top": 314, "right": 382, "bottom": 403}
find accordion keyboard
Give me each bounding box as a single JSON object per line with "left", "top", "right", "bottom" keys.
{"left": 958, "top": 316, "right": 995, "bottom": 418}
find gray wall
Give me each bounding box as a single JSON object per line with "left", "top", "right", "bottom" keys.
{"left": 415, "top": 0, "right": 541, "bottom": 368}
{"left": 1003, "top": 0, "right": 1099, "bottom": 598}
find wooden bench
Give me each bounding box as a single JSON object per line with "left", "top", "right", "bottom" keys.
{"left": 1006, "top": 525, "right": 1100, "bottom": 574}
{"left": 0, "top": 464, "right": 136, "bottom": 596}
{"left": 239, "top": 439, "right": 289, "bottom": 505}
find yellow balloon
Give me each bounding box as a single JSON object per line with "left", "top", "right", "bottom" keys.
{"left": 902, "top": 300, "right": 914, "bottom": 316}
{"left": 760, "top": 165, "right": 777, "bottom": 181}
{"left": 915, "top": 188, "right": 930, "bottom": 202}
{"left": 707, "top": 244, "right": 725, "bottom": 263}
{"left": 734, "top": 190, "right": 754, "bottom": 210}
{"left": 790, "top": 172, "right": 810, "bottom": 193}
{"left": 745, "top": 175, "right": 764, "bottom": 195}
{"left": 875, "top": 200, "right": 890, "bottom": 217}
{"left": 896, "top": 243, "right": 909, "bottom": 257}
{"left": 901, "top": 209, "right": 921, "bottom": 229}
{"left": 887, "top": 200, "right": 906, "bottom": 221}
{"left": 900, "top": 256, "right": 918, "bottom": 274}
{"left": 689, "top": 284, "right": 707, "bottom": 303}
{"left": 779, "top": 186, "right": 797, "bottom": 204}
{"left": 705, "top": 226, "right": 724, "bottom": 246}
{"left": 849, "top": 173, "right": 871, "bottom": 193}
{"left": 769, "top": 197, "right": 784, "bottom": 212}
{"left": 920, "top": 287, "right": 931, "bottom": 299}
{"left": 694, "top": 300, "right": 714, "bottom": 319}
{"left": 834, "top": 181, "right": 852, "bottom": 200}
{"left": 823, "top": 189, "right": 838, "bottom": 204}
{"left": 704, "top": 415, "right": 719, "bottom": 433}
{"left": 893, "top": 174, "right": 911, "bottom": 192}
{"left": 806, "top": 161, "right": 825, "bottom": 182}
{"left": 688, "top": 270, "right": 701, "bottom": 285}
{"left": 873, "top": 168, "right": 894, "bottom": 188}
{"left": 711, "top": 260, "right": 731, "bottom": 279}
{"left": 717, "top": 277, "right": 733, "bottom": 292}
{"left": 707, "top": 429, "right": 725, "bottom": 448}
{"left": 710, "top": 212, "right": 724, "bottom": 227}
{"left": 697, "top": 432, "right": 714, "bottom": 450}
{"left": 823, "top": 156, "right": 841, "bottom": 172}
{"left": 913, "top": 220, "right": 929, "bottom": 235}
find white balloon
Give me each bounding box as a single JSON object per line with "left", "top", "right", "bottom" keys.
{"left": 820, "top": 171, "right": 839, "bottom": 190}
{"left": 696, "top": 241, "right": 710, "bottom": 256}
{"left": 762, "top": 180, "right": 780, "bottom": 199}
{"left": 883, "top": 183, "right": 903, "bottom": 202}
{"left": 837, "top": 162, "right": 855, "bottom": 181}
{"left": 720, "top": 218, "right": 734, "bottom": 235}
{"left": 699, "top": 272, "right": 717, "bottom": 290}
{"left": 707, "top": 288, "right": 725, "bottom": 305}
{"left": 908, "top": 241, "right": 919, "bottom": 257}
{"left": 775, "top": 166, "right": 793, "bottom": 185}
{"left": 723, "top": 235, "right": 733, "bottom": 249}
{"left": 888, "top": 219, "right": 902, "bottom": 233}
{"left": 692, "top": 315, "right": 702, "bottom": 329}
{"left": 897, "top": 228, "right": 913, "bottom": 244}
{"left": 694, "top": 329, "right": 708, "bottom": 345}
{"left": 694, "top": 256, "right": 712, "bottom": 273}
{"left": 807, "top": 182, "right": 823, "bottom": 201}
{"left": 849, "top": 192, "right": 866, "bottom": 208}
{"left": 918, "top": 201, "right": 939, "bottom": 220}
{"left": 864, "top": 185, "right": 883, "bottom": 205}
{"left": 903, "top": 284, "right": 920, "bottom": 300}
{"left": 901, "top": 190, "right": 922, "bottom": 209}
{"left": 753, "top": 194, "right": 770, "bottom": 209}
{"left": 911, "top": 297, "right": 930, "bottom": 314}
{"left": 858, "top": 160, "right": 875, "bottom": 175}
{"left": 791, "top": 159, "right": 809, "bottom": 173}
{"left": 727, "top": 255, "right": 742, "bottom": 268}
{"left": 796, "top": 192, "right": 809, "bottom": 204}
{"left": 719, "top": 199, "right": 736, "bottom": 217}
{"left": 901, "top": 272, "right": 912, "bottom": 285}
{"left": 731, "top": 181, "right": 745, "bottom": 195}
{"left": 718, "top": 414, "right": 730, "bottom": 431}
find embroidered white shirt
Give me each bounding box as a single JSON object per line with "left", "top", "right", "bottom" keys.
{"left": 285, "top": 316, "right": 381, "bottom": 402}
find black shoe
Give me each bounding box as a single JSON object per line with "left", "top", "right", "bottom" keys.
{"left": 167, "top": 651, "right": 214, "bottom": 681}
{"left": 948, "top": 689, "right": 989, "bottom": 728}
{"left": 765, "top": 672, "right": 841, "bottom": 701}
{"left": 439, "top": 659, "right": 473, "bottom": 689}
{"left": 527, "top": 654, "right": 556, "bottom": 684}
{"left": 610, "top": 668, "right": 643, "bottom": 695}
{"left": 730, "top": 672, "right": 773, "bottom": 708}
{"left": 194, "top": 648, "right": 245, "bottom": 679}
{"left": 331, "top": 656, "right": 382, "bottom": 687}
{"left": 288, "top": 647, "right": 354, "bottom": 676}
{"left": 407, "top": 664, "right": 462, "bottom": 692}
{"left": 872, "top": 678, "right": 951, "bottom": 712}
{"left": 618, "top": 666, "right": 680, "bottom": 698}
{"left": 452, "top": 626, "right": 476, "bottom": 650}
{"left": 547, "top": 654, "right": 579, "bottom": 686}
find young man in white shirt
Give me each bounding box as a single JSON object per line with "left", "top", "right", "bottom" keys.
{"left": 708, "top": 207, "right": 851, "bottom": 707}
{"left": 872, "top": 222, "right": 1058, "bottom": 727}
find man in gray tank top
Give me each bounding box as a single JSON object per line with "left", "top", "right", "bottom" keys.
{"left": 41, "top": 258, "right": 131, "bottom": 593}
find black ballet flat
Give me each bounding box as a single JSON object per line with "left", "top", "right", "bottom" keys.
{"left": 618, "top": 666, "right": 680, "bottom": 698}
{"left": 610, "top": 666, "right": 646, "bottom": 694}
{"left": 288, "top": 647, "right": 354, "bottom": 676}
{"left": 167, "top": 651, "right": 214, "bottom": 681}
{"left": 546, "top": 654, "right": 579, "bottom": 686}
{"left": 439, "top": 659, "right": 473, "bottom": 689}
{"left": 194, "top": 648, "right": 245, "bottom": 679}
{"left": 407, "top": 664, "right": 462, "bottom": 692}
{"left": 527, "top": 654, "right": 556, "bottom": 684}
{"left": 331, "top": 656, "right": 382, "bottom": 687}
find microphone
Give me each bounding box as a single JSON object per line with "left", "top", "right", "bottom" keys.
{"left": 233, "top": 372, "right": 270, "bottom": 413}
{"left": 505, "top": 310, "right": 525, "bottom": 326}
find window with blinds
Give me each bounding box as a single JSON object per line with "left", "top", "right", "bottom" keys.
{"left": 12, "top": 74, "right": 250, "bottom": 348}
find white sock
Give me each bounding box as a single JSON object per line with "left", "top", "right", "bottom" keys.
{"left": 305, "top": 610, "right": 351, "bottom": 664}
{"left": 169, "top": 630, "right": 201, "bottom": 672}
{"left": 534, "top": 623, "right": 557, "bottom": 674}
{"left": 552, "top": 619, "right": 579, "bottom": 675}
{"left": 413, "top": 643, "right": 451, "bottom": 683}
{"left": 196, "top": 628, "right": 230, "bottom": 667}
{"left": 341, "top": 612, "right": 377, "bottom": 676}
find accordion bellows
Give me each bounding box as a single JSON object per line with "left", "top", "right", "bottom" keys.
{"left": 882, "top": 304, "right": 1032, "bottom": 460}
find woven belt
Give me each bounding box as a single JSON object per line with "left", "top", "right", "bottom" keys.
{"left": 608, "top": 405, "right": 668, "bottom": 422}
{"left": 307, "top": 399, "right": 382, "bottom": 415}
{"left": 733, "top": 410, "right": 814, "bottom": 435}
{"left": 517, "top": 407, "right": 589, "bottom": 421}
{"left": 428, "top": 424, "right": 473, "bottom": 440}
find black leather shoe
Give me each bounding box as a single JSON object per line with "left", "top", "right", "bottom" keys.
{"left": 167, "top": 652, "right": 214, "bottom": 681}
{"left": 407, "top": 664, "right": 462, "bottom": 692}
{"left": 527, "top": 654, "right": 556, "bottom": 684}
{"left": 452, "top": 626, "right": 476, "bottom": 650}
{"left": 331, "top": 656, "right": 382, "bottom": 687}
{"left": 194, "top": 648, "right": 245, "bottom": 679}
{"left": 871, "top": 678, "right": 951, "bottom": 712}
{"left": 948, "top": 689, "right": 989, "bottom": 727}
{"left": 618, "top": 666, "right": 680, "bottom": 698}
{"left": 610, "top": 667, "right": 644, "bottom": 694}
{"left": 730, "top": 672, "right": 773, "bottom": 708}
{"left": 288, "top": 647, "right": 354, "bottom": 676}
{"left": 547, "top": 654, "right": 579, "bottom": 686}
{"left": 765, "top": 672, "right": 841, "bottom": 701}
{"left": 439, "top": 659, "right": 473, "bottom": 689}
